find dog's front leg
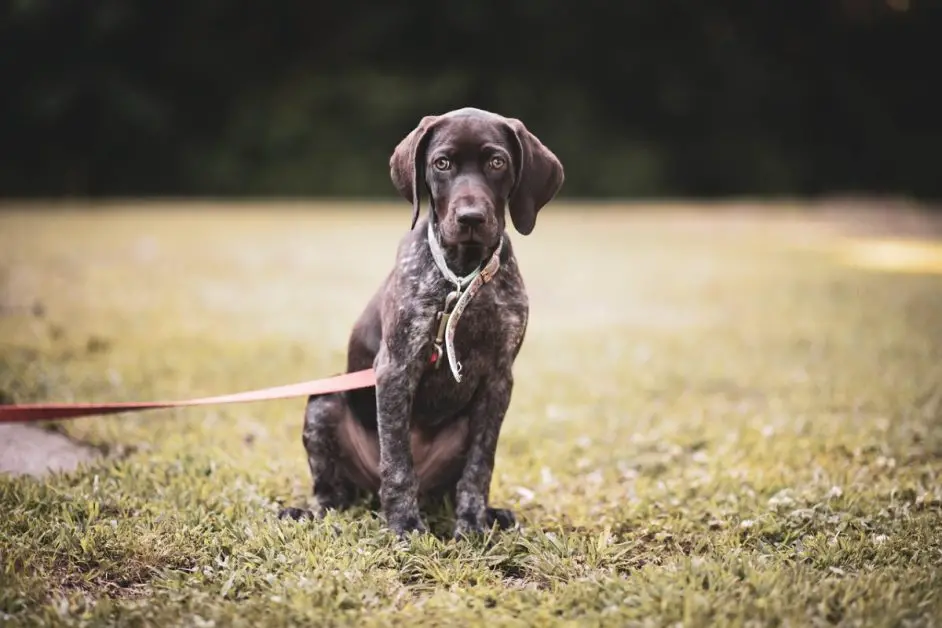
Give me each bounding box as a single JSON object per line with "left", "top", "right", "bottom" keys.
{"left": 453, "top": 368, "right": 514, "bottom": 539}
{"left": 374, "top": 343, "right": 426, "bottom": 538}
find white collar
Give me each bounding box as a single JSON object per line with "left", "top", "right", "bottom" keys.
{"left": 426, "top": 213, "right": 504, "bottom": 382}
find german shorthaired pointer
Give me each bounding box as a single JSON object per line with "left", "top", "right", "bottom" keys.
{"left": 279, "top": 107, "right": 564, "bottom": 539}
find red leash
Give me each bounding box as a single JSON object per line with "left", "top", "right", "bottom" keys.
{"left": 0, "top": 369, "right": 376, "bottom": 424}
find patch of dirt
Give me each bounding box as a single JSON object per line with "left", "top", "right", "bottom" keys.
{"left": 0, "top": 424, "right": 101, "bottom": 477}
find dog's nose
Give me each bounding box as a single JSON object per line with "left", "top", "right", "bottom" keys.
{"left": 456, "top": 208, "right": 486, "bottom": 228}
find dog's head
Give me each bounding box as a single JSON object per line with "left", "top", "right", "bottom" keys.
{"left": 390, "top": 108, "right": 564, "bottom": 249}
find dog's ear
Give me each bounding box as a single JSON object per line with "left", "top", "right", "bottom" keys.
{"left": 390, "top": 115, "right": 440, "bottom": 230}
{"left": 504, "top": 118, "right": 565, "bottom": 236}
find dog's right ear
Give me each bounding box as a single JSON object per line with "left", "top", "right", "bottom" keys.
{"left": 390, "top": 115, "right": 440, "bottom": 230}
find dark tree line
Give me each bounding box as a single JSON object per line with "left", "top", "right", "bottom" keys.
{"left": 2, "top": 0, "right": 940, "bottom": 200}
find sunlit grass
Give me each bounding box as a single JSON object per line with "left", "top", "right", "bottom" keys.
{"left": 1, "top": 201, "right": 941, "bottom": 626}
{"left": 835, "top": 238, "right": 942, "bottom": 275}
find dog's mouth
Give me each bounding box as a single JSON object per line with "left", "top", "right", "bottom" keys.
{"left": 441, "top": 229, "right": 486, "bottom": 247}
{"left": 454, "top": 235, "right": 500, "bottom": 253}
{"left": 458, "top": 224, "right": 500, "bottom": 246}
{"left": 438, "top": 219, "right": 501, "bottom": 251}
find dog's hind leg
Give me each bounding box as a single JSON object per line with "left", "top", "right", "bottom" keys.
{"left": 278, "top": 393, "right": 364, "bottom": 521}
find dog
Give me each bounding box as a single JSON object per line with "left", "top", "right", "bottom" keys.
{"left": 279, "top": 107, "right": 564, "bottom": 539}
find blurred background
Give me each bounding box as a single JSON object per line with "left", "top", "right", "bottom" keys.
{"left": 1, "top": 0, "right": 940, "bottom": 202}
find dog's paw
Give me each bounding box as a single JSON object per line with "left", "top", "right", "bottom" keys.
{"left": 454, "top": 507, "right": 516, "bottom": 540}
{"left": 388, "top": 514, "right": 429, "bottom": 539}
{"left": 453, "top": 512, "right": 489, "bottom": 540}
{"left": 277, "top": 507, "right": 317, "bottom": 522}
{"left": 486, "top": 507, "right": 517, "bottom": 531}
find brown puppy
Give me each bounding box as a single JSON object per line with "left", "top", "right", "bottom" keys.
{"left": 279, "top": 108, "right": 564, "bottom": 538}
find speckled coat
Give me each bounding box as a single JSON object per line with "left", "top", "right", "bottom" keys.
{"left": 280, "top": 107, "right": 564, "bottom": 539}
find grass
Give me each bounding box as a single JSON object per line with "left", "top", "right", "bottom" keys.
{"left": 1, "top": 200, "right": 941, "bottom": 627}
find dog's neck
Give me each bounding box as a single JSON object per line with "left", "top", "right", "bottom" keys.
{"left": 425, "top": 212, "right": 505, "bottom": 382}
{"left": 442, "top": 243, "right": 490, "bottom": 277}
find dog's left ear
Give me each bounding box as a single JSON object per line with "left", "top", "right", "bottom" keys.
{"left": 390, "top": 115, "right": 440, "bottom": 230}
{"left": 504, "top": 118, "right": 565, "bottom": 236}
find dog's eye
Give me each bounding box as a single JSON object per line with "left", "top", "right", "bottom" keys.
{"left": 489, "top": 156, "right": 506, "bottom": 170}
{"left": 433, "top": 157, "right": 452, "bottom": 171}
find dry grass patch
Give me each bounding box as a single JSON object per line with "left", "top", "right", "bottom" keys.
{"left": 1, "top": 201, "right": 941, "bottom": 626}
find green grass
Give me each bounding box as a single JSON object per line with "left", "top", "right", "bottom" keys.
{"left": 1, "top": 201, "right": 941, "bottom": 627}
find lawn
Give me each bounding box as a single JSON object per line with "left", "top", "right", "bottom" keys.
{"left": 1, "top": 201, "right": 941, "bottom": 627}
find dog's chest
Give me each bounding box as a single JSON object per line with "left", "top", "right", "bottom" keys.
{"left": 410, "top": 277, "right": 527, "bottom": 423}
